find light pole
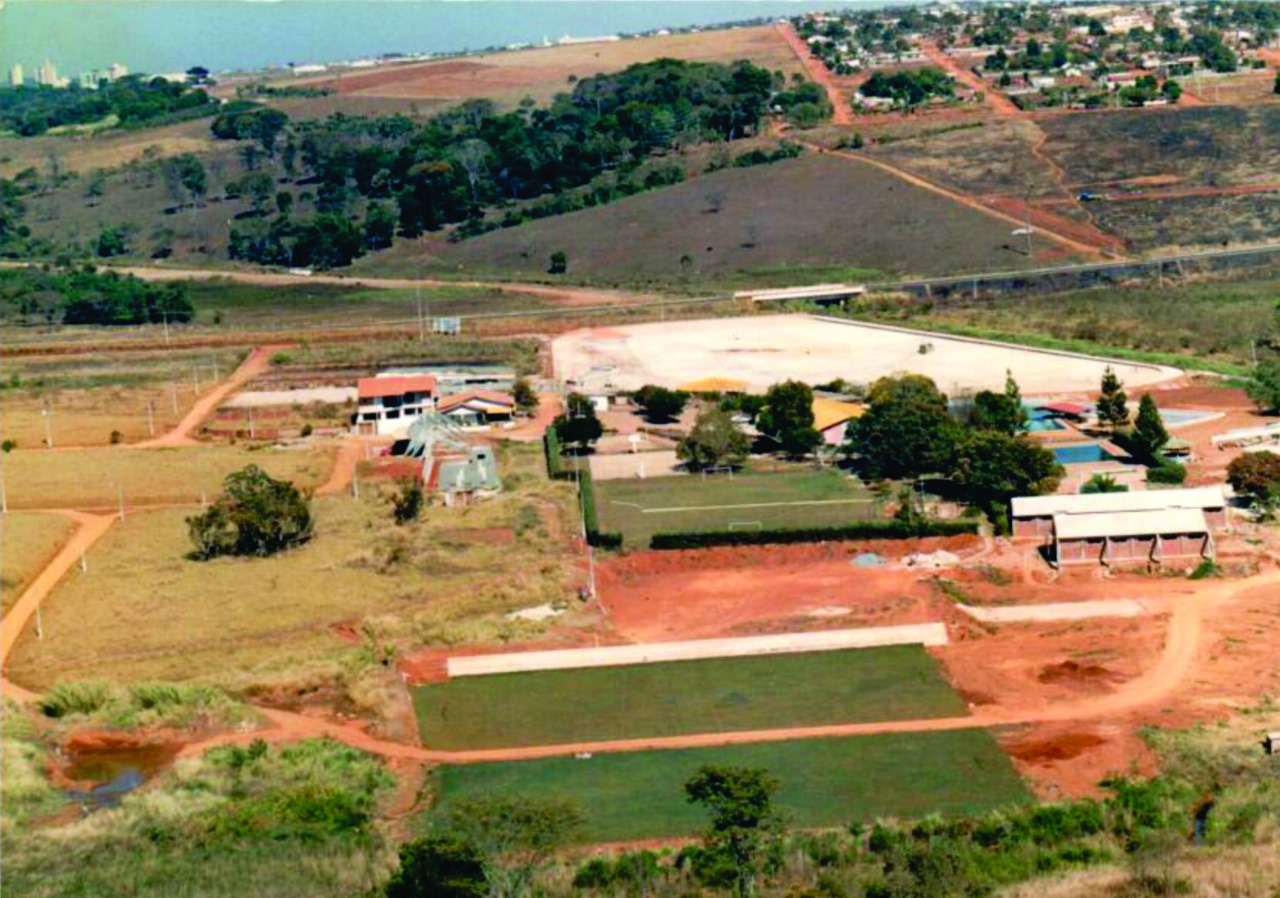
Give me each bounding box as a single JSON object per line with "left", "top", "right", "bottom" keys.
{"left": 42, "top": 404, "right": 53, "bottom": 449}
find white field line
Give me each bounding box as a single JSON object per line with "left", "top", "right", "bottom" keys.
{"left": 630, "top": 498, "right": 876, "bottom": 515}
{"left": 448, "top": 623, "right": 949, "bottom": 678}
{"left": 956, "top": 599, "right": 1154, "bottom": 623}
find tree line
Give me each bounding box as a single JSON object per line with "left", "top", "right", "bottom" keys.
{"left": 0, "top": 265, "right": 194, "bottom": 326}
{"left": 215, "top": 57, "right": 815, "bottom": 268}
{"left": 0, "top": 75, "right": 215, "bottom": 137}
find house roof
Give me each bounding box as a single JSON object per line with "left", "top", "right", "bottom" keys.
{"left": 437, "top": 390, "right": 515, "bottom": 413}
{"left": 677, "top": 376, "right": 750, "bottom": 393}
{"left": 812, "top": 397, "right": 865, "bottom": 432}
{"left": 1039, "top": 402, "right": 1090, "bottom": 416}
{"left": 1053, "top": 508, "right": 1208, "bottom": 540}
{"left": 358, "top": 375, "right": 437, "bottom": 400}
{"left": 1012, "top": 485, "right": 1226, "bottom": 518}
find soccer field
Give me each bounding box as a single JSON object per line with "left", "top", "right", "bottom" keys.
{"left": 412, "top": 646, "right": 965, "bottom": 750}
{"left": 428, "top": 729, "right": 1030, "bottom": 842}
{"left": 594, "top": 469, "right": 879, "bottom": 549}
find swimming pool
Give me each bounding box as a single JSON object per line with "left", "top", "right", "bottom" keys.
{"left": 1160, "top": 409, "right": 1218, "bottom": 428}
{"left": 1053, "top": 443, "right": 1119, "bottom": 465}
{"left": 1026, "top": 407, "right": 1066, "bottom": 432}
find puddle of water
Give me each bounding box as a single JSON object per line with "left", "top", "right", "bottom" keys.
{"left": 61, "top": 743, "right": 177, "bottom": 810}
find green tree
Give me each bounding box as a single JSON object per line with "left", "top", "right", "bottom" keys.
{"left": 756, "top": 380, "right": 819, "bottom": 456}
{"left": 678, "top": 408, "right": 752, "bottom": 471}
{"left": 685, "top": 766, "right": 781, "bottom": 898}
{"left": 1227, "top": 451, "right": 1280, "bottom": 513}
{"left": 448, "top": 795, "right": 583, "bottom": 898}
{"left": 186, "top": 465, "right": 314, "bottom": 559}
{"left": 553, "top": 392, "right": 603, "bottom": 452}
{"left": 364, "top": 201, "right": 398, "bottom": 250}
{"left": 847, "top": 375, "right": 960, "bottom": 479}
{"left": 1128, "top": 393, "right": 1170, "bottom": 462}
{"left": 548, "top": 250, "right": 568, "bottom": 275}
{"left": 951, "top": 431, "right": 1063, "bottom": 512}
{"left": 276, "top": 190, "right": 293, "bottom": 216}
{"left": 385, "top": 834, "right": 487, "bottom": 898}
{"left": 633, "top": 385, "right": 688, "bottom": 422}
{"left": 969, "top": 390, "right": 1025, "bottom": 435}
{"left": 239, "top": 171, "right": 275, "bottom": 216}
{"left": 1246, "top": 358, "right": 1280, "bottom": 412}
{"left": 1096, "top": 366, "right": 1130, "bottom": 429}
{"left": 96, "top": 225, "right": 130, "bottom": 258}
{"left": 511, "top": 377, "right": 539, "bottom": 415}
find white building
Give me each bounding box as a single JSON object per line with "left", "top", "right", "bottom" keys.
{"left": 9, "top": 63, "right": 23, "bottom": 88}
{"left": 355, "top": 374, "right": 438, "bottom": 436}
{"left": 36, "top": 59, "right": 66, "bottom": 88}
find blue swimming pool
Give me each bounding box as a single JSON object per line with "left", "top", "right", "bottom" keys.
{"left": 1053, "top": 443, "right": 1118, "bottom": 465}
{"left": 1026, "top": 408, "right": 1066, "bottom": 432}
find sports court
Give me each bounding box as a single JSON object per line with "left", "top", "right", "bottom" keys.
{"left": 552, "top": 314, "right": 1181, "bottom": 394}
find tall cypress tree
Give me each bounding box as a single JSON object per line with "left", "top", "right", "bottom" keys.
{"left": 1097, "top": 366, "right": 1130, "bottom": 429}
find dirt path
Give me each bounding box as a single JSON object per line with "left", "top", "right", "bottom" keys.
{"left": 135, "top": 345, "right": 282, "bottom": 448}
{"left": 1, "top": 511, "right": 117, "bottom": 702}
{"left": 1041, "top": 180, "right": 1280, "bottom": 205}
{"left": 100, "top": 264, "right": 656, "bottom": 307}
{"left": 316, "top": 438, "right": 365, "bottom": 496}
{"left": 776, "top": 23, "right": 853, "bottom": 126}
{"left": 921, "top": 44, "right": 1021, "bottom": 117}
{"left": 809, "top": 142, "right": 1111, "bottom": 258}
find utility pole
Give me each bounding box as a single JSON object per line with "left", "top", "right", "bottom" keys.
{"left": 0, "top": 467, "right": 7, "bottom": 514}
{"left": 146, "top": 400, "right": 155, "bottom": 437}
{"left": 80, "top": 550, "right": 87, "bottom": 574}
{"left": 248, "top": 406, "right": 256, "bottom": 439}
{"left": 42, "top": 404, "right": 53, "bottom": 449}
{"left": 117, "top": 484, "right": 125, "bottom": 521}
{"left": 192, "top": 365, "right": 201, "bottom": 394}
{"left": 35, "top": 606, "right": 43, "bottom": 640}
{"left": 162, "top": 308, "right": 170, "bottom": 345}
{"left": 171, "top": 381, "right": 180, "bottom": 415}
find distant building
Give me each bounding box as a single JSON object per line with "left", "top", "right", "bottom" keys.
{"left": 79, "top": 71, "right": 100, "bottom": 90}
{"left": 355, "top": 374, "right": 438, "bottom": 436}
{"left": 36, "top": 59, "right": 64, "bottom": 88}
{"left": 106, "top": 63, "right": 128, "bottom": 81}
{"left": 9, "top": 63, "right": 22, "bottom": 88}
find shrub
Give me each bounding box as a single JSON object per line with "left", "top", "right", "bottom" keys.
{"left": 389, "top": 478, "right": 424, "bottom": 525}
{"left": 38, "top": 681, "right": 114, "bottom": 718}
{"left": 1146, "top": 462, "right": 1187, "bottom": 485}
{"left": 579, "top": 468, "right": 622, "bottom": 548}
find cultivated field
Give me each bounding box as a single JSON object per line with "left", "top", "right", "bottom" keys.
{"left": 417, "top": 154, "right": 1056, "bottom": 282}
{"left": 413, "top": 645, "right": 963, "bottom": 749}
{"left": 7, "top": 445, "right": 575, "bottom": 687}
{"left": 594, "top": 470, "right": 878, "bottom": 549}
{"left": 295, "top": 26, "right": 806, "bottom": 109}
{"left": 1, "top": 512, "right": 75, "bottom": 613}
{"left": 0, "top": 444, "right": 332, "bottom": 509}
{"left": 428, "top": 729, "right": 1030, "bottom": 841}
{"left": 553, "top": 314, "right": 1181, "bottom": 395}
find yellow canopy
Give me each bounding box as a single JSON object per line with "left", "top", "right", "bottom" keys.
{"left": 678, "top": 376, "right": 750, "bottom": 393}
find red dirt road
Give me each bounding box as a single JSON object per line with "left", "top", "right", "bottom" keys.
{"left": 777, "top": 23, "right": 853, "bottom": 126}
{"left": 1, "top": 511, "right": 117, "bottom": 702}
{"left": 136, "top": 345, "right": 282, "bottom": 448}
{"left": 921, "top": 44, "right": 1021, "bottom": 117}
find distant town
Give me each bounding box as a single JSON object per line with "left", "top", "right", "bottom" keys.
{"left": 9, "top": 60, "right": 132, "bottom": 91}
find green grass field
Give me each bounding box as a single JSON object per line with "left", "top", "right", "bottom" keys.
{"left": 594, "top": 470, "right": 878, "bottom": 549}
{"left": 428, "top": 729, "right": 1030, "bottom": 841}
{"left": 413, "top": 646, "right": 963, "bottom": 750}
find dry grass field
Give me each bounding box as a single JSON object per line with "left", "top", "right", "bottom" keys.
{"left": 0, "top": 348, "right": 247, "bottom": 448}
{"left": 0, "top": 443, "right": 333, "bottom": 510}
{"left": 1, "top": 512, "right": 75, "bottom": 613}
{"left": 6, "top": 444, "right": 574, "bottom": 688}
{"left": 296, "top": 25, "right": 805, "bottom": 109}
{"left": 0, "top": 118, "right": 218, "bottom": 178}
{"left": 412, "top": 153, "right": 1052, "bottom": 282}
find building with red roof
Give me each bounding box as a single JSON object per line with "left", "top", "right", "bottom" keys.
{"left": 355, "top": 374, "right": 437, "bottom": 435}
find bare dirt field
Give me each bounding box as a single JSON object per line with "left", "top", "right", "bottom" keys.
{"left": 552, "top": 314, "right": 1181, "bottom": 394}
{"left": 297, "top": 26, "right": 805, "bottom": 108}
{"left": 425, "top": 154, "right": 1060, "bottom": 281}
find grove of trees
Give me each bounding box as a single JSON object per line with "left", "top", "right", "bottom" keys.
{"left": 186, "top": 465, "right": 314, "bottom": 559}
{"left": 0, "top": 265, "right": 194, "bottom": 326}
